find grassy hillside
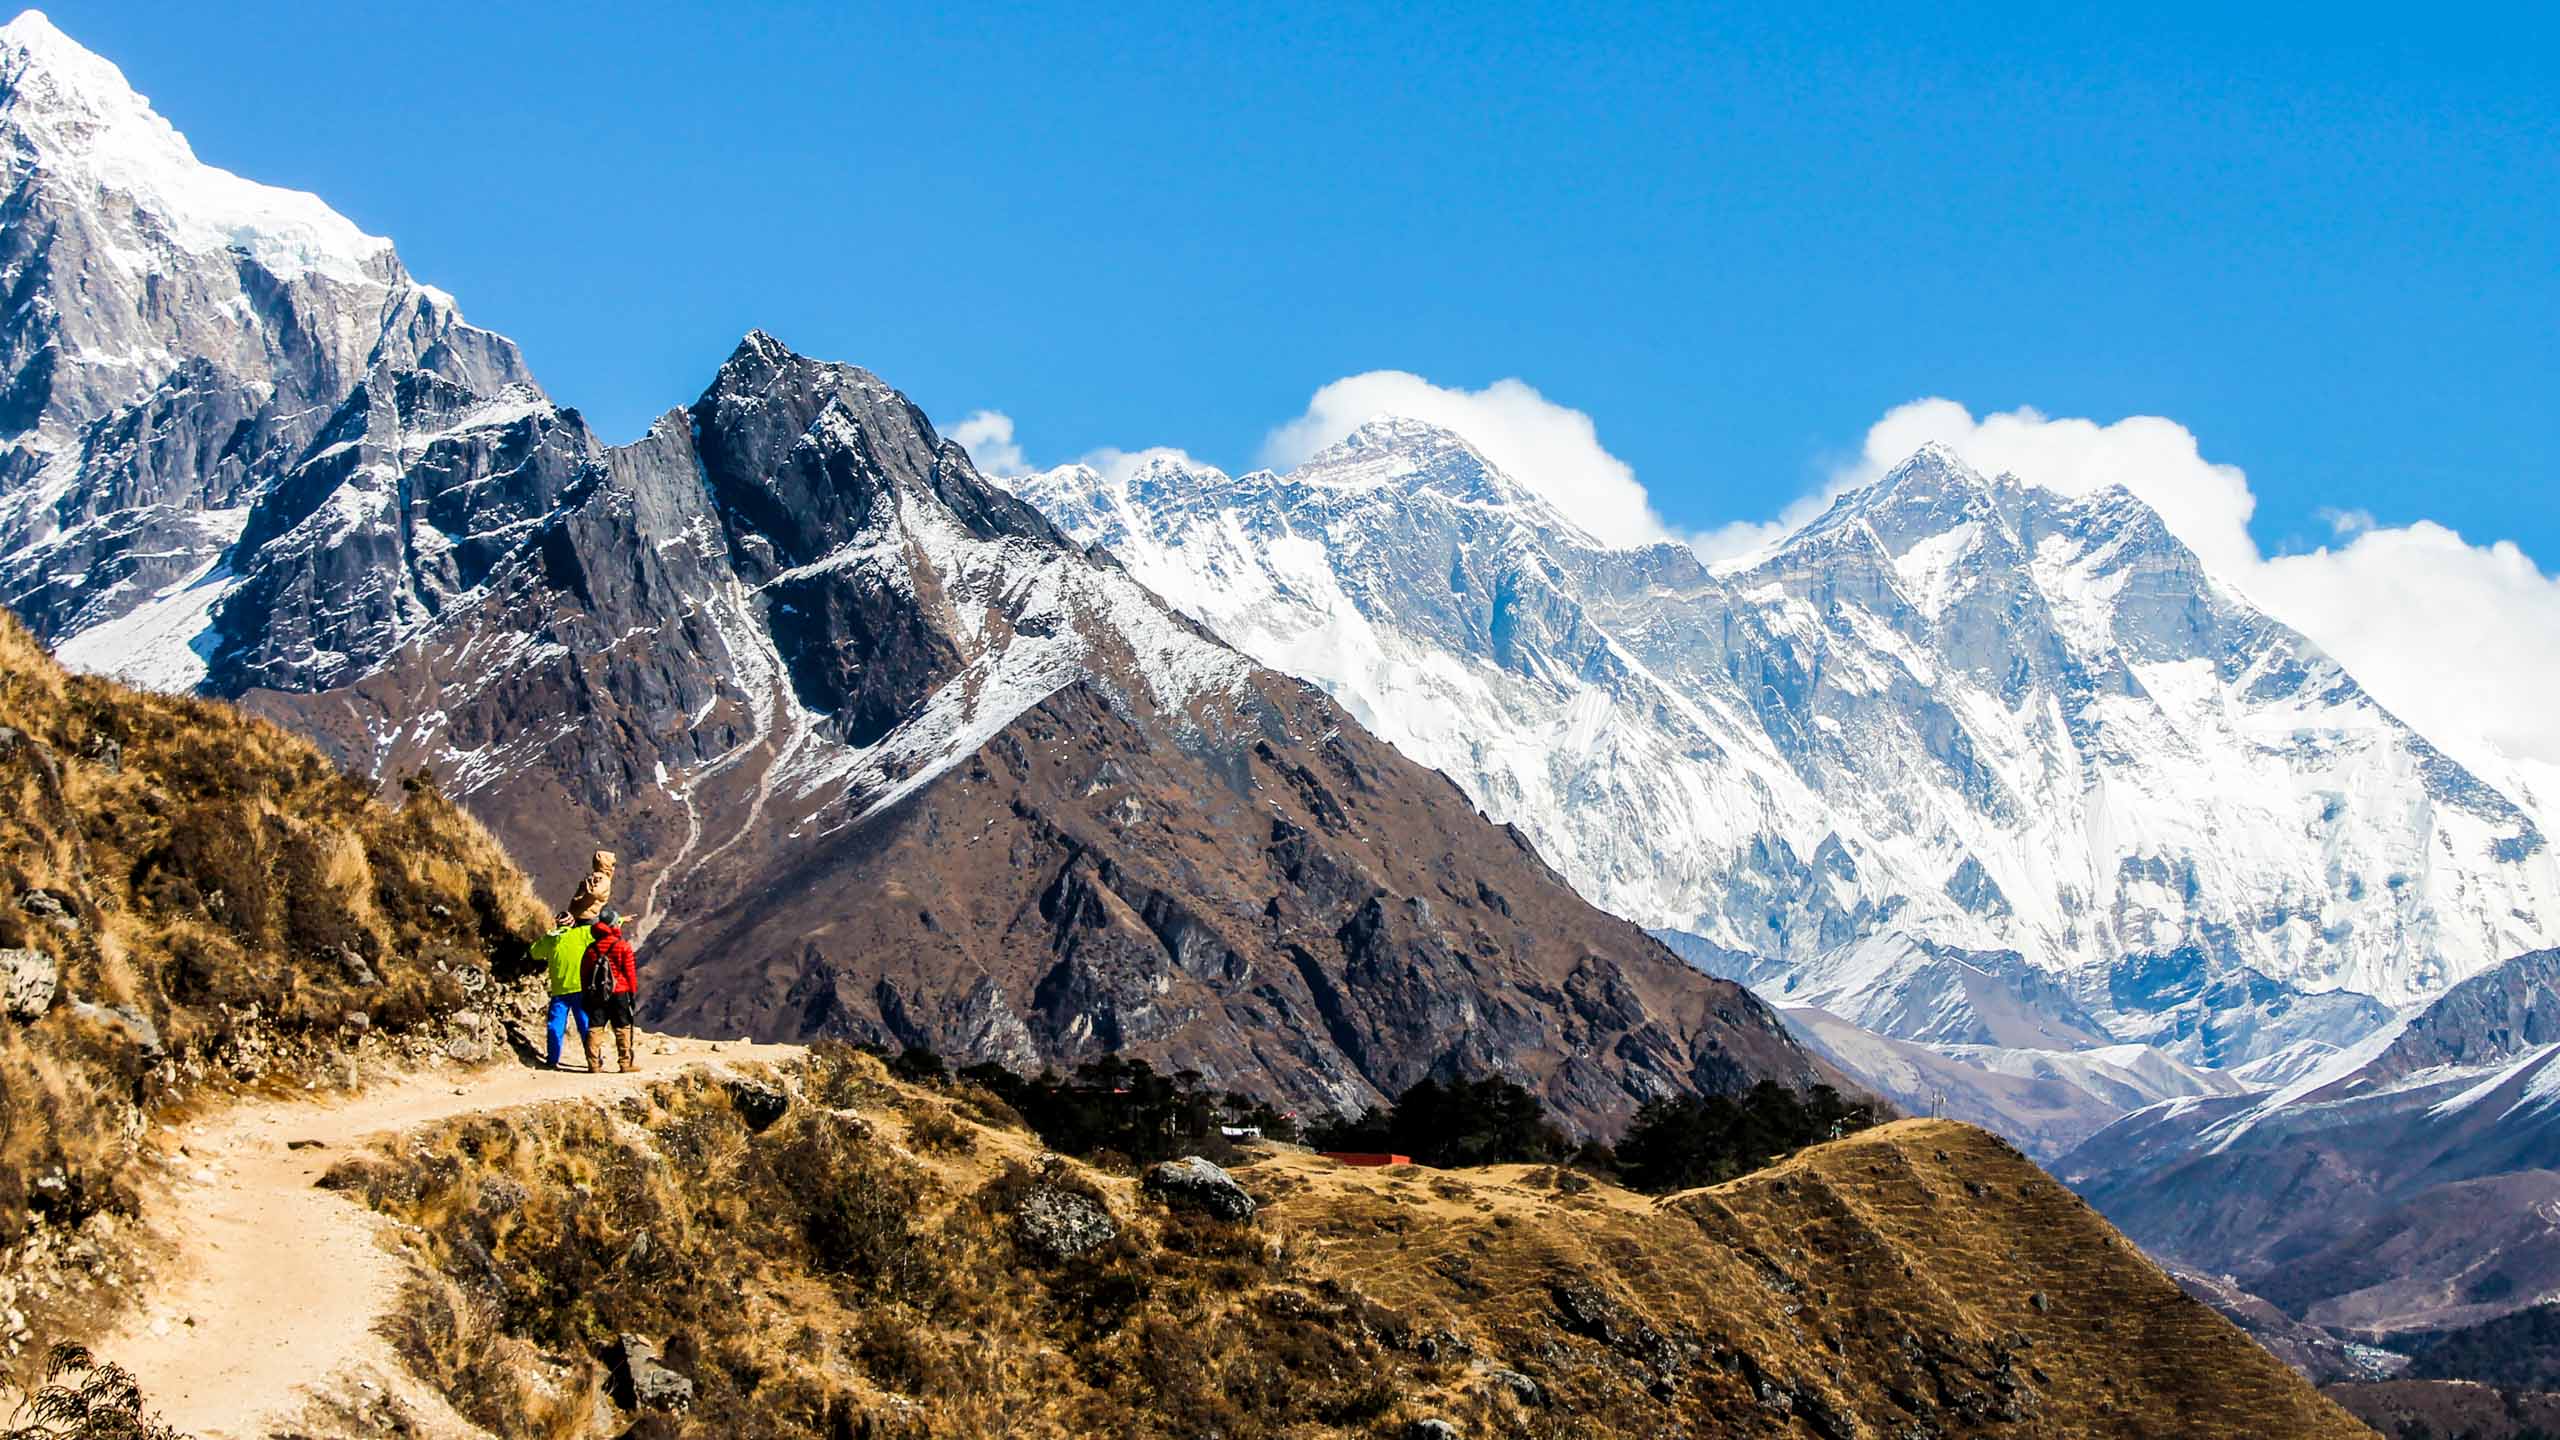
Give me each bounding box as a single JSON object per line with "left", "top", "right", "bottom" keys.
{"left": 323, "top": 1043, "right": 2371, "bottom": 1439}
{"left": 0, "top": 607, "right": 2378, "bottom": 1436}
{"left": 0, "top": 608, "right": 543, "bottom": 1349}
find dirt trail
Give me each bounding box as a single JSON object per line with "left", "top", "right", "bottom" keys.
{"left": 100, "top": 1032, "right": 803, "bottom": 1440}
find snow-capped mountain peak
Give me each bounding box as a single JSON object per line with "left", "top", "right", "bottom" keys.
{"left": 1305, "top": 414, "right": 1498, "bottom": 484}
{"left": 1794, "top": 442, "right": 2024, "bottom": 561}
{"left": 0, "top": 9, "right": 393, "bottom": 287}
{"left": 1019, "top": 428, "right": 2560, "bottom": 1068}
{"left": 1858, "top": 439, "right": 1994, "bottom": 504}
{"left": 1291, "top": 416, "right": 1595, "bottom": 539}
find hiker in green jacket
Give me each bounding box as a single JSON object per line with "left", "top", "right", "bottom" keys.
{"left": 534, "top": 912, "right": 602, "bottom": 1071}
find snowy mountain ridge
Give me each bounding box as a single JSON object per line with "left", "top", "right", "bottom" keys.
{"left": 1012, "top": 419, "right": 2560, "bottom": 1066}
{"left": 0, "top": 8, "right": 529, "bottom": 688}
{"left": 0, "top": 10, "right": 392, "bottom": 286}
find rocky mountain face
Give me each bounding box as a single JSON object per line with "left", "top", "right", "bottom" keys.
{"left": 0, "top": 11, "right": 533, "bottom": 691}
{"left": 0, "top": 18, "right": 1825, "bottom": 1134}
{"left": 2061, "top": 948, "right": 2560, "bottom": 1339}
{"left": 1014, "top": 428, "right": 2557, "bottom": 1071}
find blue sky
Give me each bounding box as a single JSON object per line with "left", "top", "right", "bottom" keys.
{"left": 41, "top": 2, "right": 2556, "bottom": 561}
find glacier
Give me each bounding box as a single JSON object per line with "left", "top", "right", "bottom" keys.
{"left": 1011, "top": 420, "right": 2559, "bottom": 1067}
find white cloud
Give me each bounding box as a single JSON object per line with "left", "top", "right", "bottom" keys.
{"left": 1839, "top": 399, "right": 2560, "bottom": 770}
{"left": 1258, "top": 371, "right": 1674, "bottom": 548}
{"left": 2254, "top": 523, "right": 2560, "bottom": 771}
{"left": 945, "top": 409, "right": 1028, "bottom": 477}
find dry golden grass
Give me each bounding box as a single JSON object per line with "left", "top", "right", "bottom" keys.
{"left": 334, "top": 1044, "right": 2370, "bottom": 1440}
{"left": 0, "top": 607, "right": 546, "bottom": 1337}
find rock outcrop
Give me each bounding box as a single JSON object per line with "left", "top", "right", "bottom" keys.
{"left": 1142, "top": 1156, "right": 1257, "bottom": 1222}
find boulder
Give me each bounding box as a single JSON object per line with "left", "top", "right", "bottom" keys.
{"left": 0, "top": 949, "right": 56, "bottom": 1020}
{"left": 1406, "top": 1421, "right": 1461, "bottom": 1440}
{"left": 17, "top": 891, "right": 76, "bottom": 934}
{"left": 69, "top": 1000, "right": 162, "bottom": 1059}
{"left": 616, "top": 1333, "right": 693, "bottom": 1412}
{"left": 473, "top": 1176, "right": 528, "bottom": 1217}
{"left": 442, "top": 1009, "right": 497, "bottom": 1063}
{"left": 1014, "top": 1184, "right": 1117, "bottom": 1262}
{"left": 1141, "top": 1155, "right": 1256, "bottom": 1222}
{"left": 1481, "top": 1368, "right": 1543, "bottom": 1407}
{"left": 726, "top": 1077, "right": 790, "bottom": 1132}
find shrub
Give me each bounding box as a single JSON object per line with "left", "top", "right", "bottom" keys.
{"left": 950, "top": 1055, "right": 1265, "bottom": 1165}
{"left": 6, "top": 1341, "right": 188, "bottom": 1440}
{"left": 886, "top": 1046, "right": 947, "bottom": 1084}
{"left": 905, "top": 1107, "right": 974, "bottom": 1155}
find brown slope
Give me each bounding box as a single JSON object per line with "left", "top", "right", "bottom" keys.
{"left": 1253, "top": 1118, "right": 2372, "bottom": 1438}
{"left": 644, "top": 667, "right": 1817, "bottom": 1133}
{"left": 337, "top": 1055, "right": 2371, "bottom": 1440}
{"left": 2325, "top": 1381, "right": 2560, "bottom": 1440}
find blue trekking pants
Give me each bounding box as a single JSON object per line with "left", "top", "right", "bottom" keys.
{"left": 547, "top": 995, "right": 592, "bottom": 1067}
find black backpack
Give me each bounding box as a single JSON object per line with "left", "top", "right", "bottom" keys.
{"left": 582, "top": 939, "right": 615, "bottom": 1012}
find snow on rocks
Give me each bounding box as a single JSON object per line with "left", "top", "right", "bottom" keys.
{"left": 1015, "top": 430, "right": 2560, "bottom": 1073}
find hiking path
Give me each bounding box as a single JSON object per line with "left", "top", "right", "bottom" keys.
{"left": 98, "top": 1032, "right": 803, "bottom": 1439}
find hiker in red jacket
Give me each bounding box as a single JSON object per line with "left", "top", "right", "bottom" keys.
{"left": 589, "top": 906, "right": 642, "bottom": 1073}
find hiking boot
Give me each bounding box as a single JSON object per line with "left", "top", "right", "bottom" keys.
{"left": 614, "top": 1025, "right": 637, "bottom": 1073}
{"left": 582, "top": 1032, "right": 605, "bottom": 1074}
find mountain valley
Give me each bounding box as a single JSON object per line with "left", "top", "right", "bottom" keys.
{"left": 1, "top": 6, "right": 2553, "bottom": 1431}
